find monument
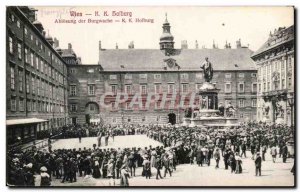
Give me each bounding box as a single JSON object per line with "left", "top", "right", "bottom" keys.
{"left": 183, "top": 57, "right": 239, "bottom": 128}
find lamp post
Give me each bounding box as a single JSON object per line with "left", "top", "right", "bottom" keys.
{"left": 287, "top": 93, "right": 294, "bottom": 136}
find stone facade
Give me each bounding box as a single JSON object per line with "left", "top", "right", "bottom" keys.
{"left": 251, "top": 26, "right": 294, "bottom": 125}
{"left": 6, "top": 7, "right": 69, "bottom": 144}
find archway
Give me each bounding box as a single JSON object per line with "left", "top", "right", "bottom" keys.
{"left": 168, "top": 113, "right": 176, "bottom": 125}
{"left": 85, "top": 102, "right": 100, "bottom": 124}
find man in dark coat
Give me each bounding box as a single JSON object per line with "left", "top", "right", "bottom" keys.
{"left": 223, "top": 150, "right": 230, "bottom": 170}
{"left": 282, "top": 143, "right": 288, "bottom": 163}
{"left": 255, "top": 152, "right": 262, "bottom": 176}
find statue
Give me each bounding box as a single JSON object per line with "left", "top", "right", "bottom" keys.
{"left": 275, "top": 102, "right": 284, "bottom": 118}
{"left": 200, "top": 57, "right": 214, "bottom": 82}
{"left": 225, "top": 102, "right": 236, "bottom": 117}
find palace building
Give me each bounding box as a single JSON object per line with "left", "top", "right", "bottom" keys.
{"left": 251, "top": 25, "right": 295, "bottom": 126}
{"left": 67, "top": 16, "right": 258, "bottom": 125}
{"left": 6, "top": 7, "right": 69, "bottom": 145}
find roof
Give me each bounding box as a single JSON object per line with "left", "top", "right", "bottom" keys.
{"left": 6, "top": 118, "right": 48, "bottom": 126}
{"left": 252, "top": 25, "right": 294, "bottom": 58}
{"left": 61, "top": 48, "right": 77, "bottom": 58}
{"left": 98, "top": 48, "right": 256, "bottom": 71}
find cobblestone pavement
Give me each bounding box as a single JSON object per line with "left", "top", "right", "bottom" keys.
{"left": 37, "top": 135, "right": 294, "bottom": 187}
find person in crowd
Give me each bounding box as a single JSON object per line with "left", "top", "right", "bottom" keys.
{"left": 40, "top": 166, "right": 51, "bottom": 186}
{"left": 213, "top": 148, "right": 221, "bottom": 168}
{"left": 282, "top": 143, "right": 288, "bottom": 163}
{"left": 270, "top": 145, "right": 277, "bottom": 163}
{"left": 154, "top": 155, "right": 163, "bottom": 180}
{"left": 254, "top": 152, "right": 262, "bottom": 176}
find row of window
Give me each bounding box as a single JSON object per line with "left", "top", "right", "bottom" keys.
{"left": 69, "top": 98, "right": 257, "bottom": 113}
{"left": 9, "top": 12, "right": 65, "bottom": 70}
{"left": 107, "top": 73, "right": 257, "bottom": 81}
{"left": 10, "top": 97, "right": 65, "bottom": 113}
{"left": 10, "top": 66, "right": 65, "bottom": 101}
{"left": 69, "top": 82, "right": 257, "bottom": 96}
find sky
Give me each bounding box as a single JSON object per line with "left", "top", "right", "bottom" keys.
{"left": 35, "top": 6, "right": 294, "bottom": 64}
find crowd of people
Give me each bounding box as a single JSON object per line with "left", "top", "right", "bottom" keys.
{"left": 7, "top": 121, "right": 294, "bottom": 186}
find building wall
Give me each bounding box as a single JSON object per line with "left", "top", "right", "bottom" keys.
{"left": 6, "top": 7, "right": 69, "bottom": 137}
{"left": 252, "top": 26, "right": 294, "bottom": 125}
{"left": 67, "top": 65, "right": 257, "bottom": 125}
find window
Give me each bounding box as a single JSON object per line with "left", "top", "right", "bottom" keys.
{"left": 17, "top": 20, "right": 20, "bottom": 28}
{"left": 124, "top": 74, "right": 132, "bottom": 80}
{"left": 180, "top": 73, "right": 188, "bottom": 79}
{"left": 139, "top": 74, "right": 147, "bottom": 79}
{"left": 19, "top": 99, "right": 24, "bottom": 111}
{"left": 126, "top": 102, "right": 131, "bottom": 110}
{"left": 30, "top": 52, "right": 34, "bottom": 66}
{"left": 89, "top": 104, "right": 95, "bottom": 111}
{"left": 140, "top": 84, "right": 147, "bottom": 94}
{"left": 154, "top": 84, "right": 161, "bottom": 94}
{"left": 26, "top": 75, "right": 30, "bottom": 93}
{"left": 196, "top": 73, "right": 203, "bottom": 79}
{"left": 111, "top": 85, "right": 117, "bottom": 95}
{"left": 10, "top": 14, "right": 15, "bottom": 22}
{"left": 251, "top": 73, "right": 257, "bottom": 78}
{"left": 240, "top": 113, "right": 244, "bottom": 119}
{"left": 125, "top": 85, "right": 131, "bottom": 94}
{"left": 36, "top": 56, "right": 39, "bottom": 70}
{"left": 24, "top": 28, "right": 27, "bottom": 35}
{"left": 31, "top": 77, "right": 35, "bottom": 94}
{"left": 267, "top": 82, "right": 270, "bottom": 91}
{"left": 238, "top": 73, "right": 245, "bottom": 78}
{"left": 25, "top": 48, "right": 28, "bottom": 63}
{"left": 18, "top": 70, "right": 23, "bottom": 92}
{"left": 239, "top": 99, "right": 245, "bottom": 108}
{"left": 88, "top": 84, "right": 95, "bottom": 95}
{"left": 32, "top": 101, "right": 36, "bottom": 112}
{"left": 238, "top": 82, "right": 244, "bottom": 93}
{"left": 168, "top": 84, "right": 175, "bottom": 94}
{"left": 27, "top": 100, "right": 31, "bottom": 112}
{"left": 155, "top": 101, "right": 161, "bottom": 109}
{"left": 70, "top": 104, "right": 77, "bottom": 112}
{"left": 225, "top": 82, "right": 231, "bottom": 93}
{"left": 252, "top": 83, "right": 257, "bottom": 92}
{"left": 225, "top": 73, "right": 232, "bottom": 79}
{"left": 252, "top": 99, "right": 257, "bottom": 107}
{"left": 87, "top": 68, "right": 94, "bottom": 73}
{"left": 154, "top": 74, "right": 161, "bottom": 80}
{"left": 109, "top": 74, "right": 117, "bottom": 80}
{"left": 10, "top": 66, "right": 15, "bottom": 90}
{"left": 181, "top": 84, "right": 188, "bottom": 93}
{"left": 30, "top": 34, "right": 33, "bottom": 41}
{"left": 70, "top": 85, "right": 77, "bottom": 96}
{"left": 40, "top": 60, "right": 44, "bottom": 73}
{"left": 281, "top": 79, "right": 285, "bottom": 89}
{"left": 36, "top": 79, "right": 40, "bottom": 96}
{"left": 196, "top": 84, "right": 202, "bottom": 90}
{"left": 9, "top": 37, "right": 13, "bottom": 54}
{"left": 17, "top": 43, "right": 21, "bottom": 59}
{"left": 11, "top": 98, "right": 16, "bottom": 111}
{"left": 70, "top": 69, "right": 76, "bottom": 74}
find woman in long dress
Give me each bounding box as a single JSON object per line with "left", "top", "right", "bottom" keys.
{"left": 92, "top": 157, "right": 101, "bottom": 178}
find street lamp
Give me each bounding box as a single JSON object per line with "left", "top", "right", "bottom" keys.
{"left": 287, "top": 93, "right": 294, "bottom": 139}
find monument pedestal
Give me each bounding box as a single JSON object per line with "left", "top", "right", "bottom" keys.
{"left": 189, "top": 82, "right": 238, "bottom": 128}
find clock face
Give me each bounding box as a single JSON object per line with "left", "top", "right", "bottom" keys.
{"left": 164, "top": 58, "right": 176, "bottom": 69}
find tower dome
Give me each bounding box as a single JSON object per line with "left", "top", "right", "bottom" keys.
{"left": 159, "top": 13, "right": 174, "bottom": 50}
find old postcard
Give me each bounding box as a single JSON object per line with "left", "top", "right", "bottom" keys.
{"left": 6, "top": 6, "right": 295, "bottom": 187}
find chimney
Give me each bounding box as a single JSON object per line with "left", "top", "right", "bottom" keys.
{"left": 195, "top": 40, "right": 199, "bottom": 49}
{"left": 77, "top": 57, "right": 82, "bottom": 64}
{"left": 42, "top": 30, "right": 46, "bottom": 37}
{"left": 54, "top": 38, "right": 59, "bottom": 48}
{"left": 181, "top": 40, "right": 188, "bottom": 49}
{"left": 236, "top": 39, "right": 241, "bottom": 48}
{"left": 99, "top": 41, "right": 102, "bottom": 50}
{"left": 68, "top": 43, "right": 72, "bottom": 50}
{"left": 128, "top": 41, "right": 134, "bottom": 49}
{"left": 116, "top": 43, "right": 118, "bottom": 49}
{"left": 213, "top": 40, "right": 216, "bottom": 49}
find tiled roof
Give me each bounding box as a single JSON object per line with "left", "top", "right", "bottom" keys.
{"left": 98, "top": 48, "right": 256, "bottom": 71}
{"left": 252, "top": 25, "right": 294, "bottom": 57}
{"left": 61, "top": 49, "right": 76, "bottom": 57}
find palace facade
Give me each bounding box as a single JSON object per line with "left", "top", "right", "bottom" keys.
{"left": 251, "top": 26, "right": 295, "bottom": 126}
{"left": 67, "top": 16, "right": 258, "bottom": 125}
